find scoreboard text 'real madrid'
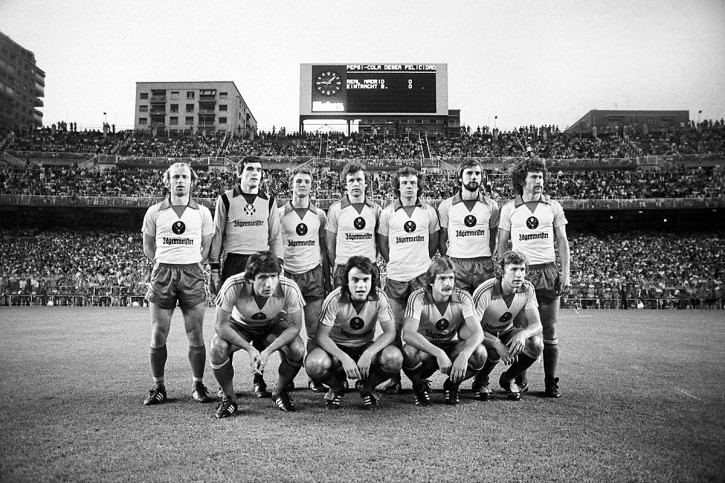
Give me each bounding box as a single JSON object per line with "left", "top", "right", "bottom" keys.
{"left": 309, "top": 64, "right": 441, "bottom": 114}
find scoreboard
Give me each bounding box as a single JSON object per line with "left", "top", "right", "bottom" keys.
{"left": 300, "top": 64, "right": 447, "bottom": 117}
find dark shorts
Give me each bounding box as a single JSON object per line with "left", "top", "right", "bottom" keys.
{"left": 384, "top": 273, "right": 427, "bottom": 303}
{"left": 451, "top": 257, "right": 495, "bottom": 294}
{"left": 229, "top": 313, "right": 289, "bottom": 346}
{"left": 221, "top": 253, "right": 251, "bottom": 285}
{"left": 333, "top": 263, "right": 381, "bottom": 289}
{"left": 527, "top": 262, "right": 561, "bottom": 305}
{"left": 285, "top": 264, "right": 325, "bottom": 301}
{"left": 146, "top": 263, "right": 207, "bottom": 309}
{"left": 325, "top": 342, "right": 374, "bottom": 369}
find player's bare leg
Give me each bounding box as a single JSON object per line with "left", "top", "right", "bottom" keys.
{"left": 182, "top": 302, "right": 212, "bottom": 403}
{"left": 144, "top": 303, "right": 173, "bottom": 405}
{"left": 539, "top": 301, "right": 561, "bottom": 397}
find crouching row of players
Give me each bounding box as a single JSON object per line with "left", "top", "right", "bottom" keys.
{"left": 204, "top": 249, "right": 542, "bottom": 419}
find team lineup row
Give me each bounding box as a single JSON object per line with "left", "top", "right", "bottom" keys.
{"left": 140, "top": 156, "right": 570, "bottom": 417}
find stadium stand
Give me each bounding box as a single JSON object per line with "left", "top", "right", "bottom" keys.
{"left": 1, "top": 119, "right": 723, "bottom": 309}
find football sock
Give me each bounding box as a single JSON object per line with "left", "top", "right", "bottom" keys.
{"left": 479, "top": 358, "right": 500, "bottom": 381}
{"left": 188, "top": 344, "right": 206, "bottom": 382}
{"left": 253, "top": 371, "right": 265, "bottom": 385}
{"left": 420, "top": 358, "right": 439, "bottom": 380}
{"left": 150, "top": 345, "right": 167, "bottom": 384}
{"left": 366, "top": 363, "right": 393, "bottom": 391}
{"left": 211, "top": 359, "right": 235, "bottom": 399}
{"left": 543, "top": 340, "right": 559, "bottom": 379}
{"left": 503, "top": 353, "right": 537, "bottom": 381}
{"left": 402, "top": 365, "right": 424, "bottom": 388}
{"left": 274, "top": 359, "right": 302, "bottom": 396}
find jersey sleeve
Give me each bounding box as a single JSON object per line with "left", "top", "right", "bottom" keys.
{"left": 404, "top": 290, "right": 424, "bottom": 321}
{"left": 326, "top": 203, "right": 340, "bottom": 233}
{"left": 376, "top": 290, "right": 394, "bottom": 323}
{"left": 427, "top": 205, "right": 440, "bottom": 233}
{"left": 377, "top": 205, "right": 391, "bottom": 236}
{"left": 551, "top": 200, "right": 568, "bottom": 228}
{"left": 142, "top": 205, "right": 157, "bottom": 236}
{"left": 498, "top": 202, "right": 513, "bottom": 231}
{"left": 283, "top": 279, "right": 305, "bottom": 314}
{"left": 460, "top": 291, "right": 478, "bottom": 320}
{"left": 319, "top": 292, "right": 339, "bottom": 327}
{"left": 200, "top": 205, "right": 214, "bottom": 237}
{"left": 524, "top": 282, "right": 539, "bottom": 310}
{"left": 472, "top": 286, "right": 492, "bottom": 317}
{"left": 267, "top": 196, "right": 284, "bottom": 259}
{"left": 214, "top": 279, "right": 241, "bottom": 312}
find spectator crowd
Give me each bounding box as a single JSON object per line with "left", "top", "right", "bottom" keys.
{"left": 1, "top": 229, "right": 722, "bottom": 309}
{"left": 3, "top": 119, "right": 725, "bottom": 160}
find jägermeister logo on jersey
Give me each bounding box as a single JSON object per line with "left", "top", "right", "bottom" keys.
{"left": 172, "top": 221, "right": 186, "bottom": 234}
{"left": 244, "top": 204, "right": 256, "bottom": 216}
{"left": 464, "top": 215, "right": 477, "bottom": 227}
{"left": 350, "top": 317, "right": 364, "bottom": 330}
{"left": 526, "top": 216, "right": 539, "bottom": 229}
{"left": 435, "top": 318, "right": 450, "bottom": 331}
{"left": 353, "top": 217, "right": 366, "bottom": 230}
{"left": 296, "top": 223, "right": 308, "bottom": 236}
{"left": 404, "top": 220, "right": 416, "bottom": 233}
{"left": 499, "top": 312, "right": 513, "bottom": 323}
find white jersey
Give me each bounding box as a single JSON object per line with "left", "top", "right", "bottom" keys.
{"left": 378, "top": 198, "right": 439, "bottom": 281}
{"left": 438, "top": 192, "right": 499, "bottom": 258}
{"left": 279, "top": 201, "right": 326, "bottom": 274}
{"left": 326, "top": 196, "right": 381, "bottom": 266}
{"left": 499, "top": 195, "right": 567, "bottom": 265}
{"left": 472, "top": 277, "right": 538, "bottom": 334}
{"left": 142, "top": 198, "right": 214, "bottom": 264}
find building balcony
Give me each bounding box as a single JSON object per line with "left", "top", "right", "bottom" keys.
{"left": 197, "top": 122, "right": 215, "bottom": 128}
{"left": 150, "top": 95, "right": 166, "bottom": 102}
{"left": 198, "top": 108, "right": 215, "bottom": 115}
{"left": 34, "top": 98, "right": 44, "bottom": 107}
{"left": 150, "top": 109, "right": 166, "bottom": 115}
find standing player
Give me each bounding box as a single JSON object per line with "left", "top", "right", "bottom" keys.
{"left": 141, "top": 162, "right": 214, "bottom": 406}
{"left": 278, "top": 167, "right": 331, "bottom": 392}
{"left": 497, "top": 158, "right": 570, "bottom": 398}
{"left": 209, "top": 251, "right": 305, "bottom": 418}
{"left": 305, "top": 256, "right": 403, "bottom": 410}
{"left": 377, "top": 166, "right": 439, "bottom": 393}
{"left": 326, "top": 162, "right": 382, "bottom": 288}
{"left": 208, "top": 155, "right": 283, "bottom": 397}
{"left": 401, "top": 258, "right": 486, "bottom": 406}
{"left": 472, "top": 251, "right": 543, "bottom": 401}
{"left": 438, "top": 160, "right": 499, "bottom": 293}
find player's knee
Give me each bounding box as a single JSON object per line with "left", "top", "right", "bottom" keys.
{"left": 379, "top": 345, "right": 404, "bottom": 372}
{"left": 469, "top": 345, "right": 488, "bottom": 370}
{"left": 208, "top": 335, "right": 230, "bottom": 364}
{"left": 402, "top": 344, "right": 420, "bottom": 364}
{"left": 542, "top": 324, "right": 557, "bottom": 341}
{"left": 304, "top": 348, "right": 331, "bottom": 377}
{"left": 528, "top": 335, "right": 544, "bottom": 356}
{"left": 286, "top": 338, "right": 306, "bottom": 364}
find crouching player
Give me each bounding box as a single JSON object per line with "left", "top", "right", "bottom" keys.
{"left": 472, "top": 251, "right": 543, "bottom": 400}
{"left": 401, "top": 258, "right": 486, "bottom": 406}
{"left": 209, "top": 251, "right": 306, "bottom": 418}
{"left": 305, "top": 256, "right": 403, "bottom": 410}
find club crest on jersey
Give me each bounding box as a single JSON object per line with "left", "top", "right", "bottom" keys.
{"left": 171, "top": 221, "right": 186, "bottom": 234}
{"left": 296, "top": 223, "right": 308, "bottom": 236}
{"left": 499, "top": 312, "right": 513, "bottom": 323}
{"left": 353, "top": 217, "right": 366, "bottom": 230}
{"left": 244, "top": 204, "right": 256, "bottom": 216}
{"left": 526, "top": 216, "right": 539, "bottom": 229}
{"left": 435, "top": 318, "right": 450, "bottom": 331}
{"left": 251, "top": 312, "right": 266, "bottom": 320}
{"left": 404, "top": 220, "right": 416, "bottom": 233}
{"left": 350, "top": 317, "right": 364, "bottom": 330}
{"left": 464, "top": 215, "right": 477, "bottom": 227}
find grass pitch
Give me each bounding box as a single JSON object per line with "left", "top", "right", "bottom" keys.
{"left": 0, "top": 307, "right": 723, "bottom": 482}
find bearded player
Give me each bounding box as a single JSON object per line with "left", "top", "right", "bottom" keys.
{"left": 472, "top": 251, "right": 543, "bottom": 401}
{"left": 305, "top": 256, "right": 402, "bottom": 410}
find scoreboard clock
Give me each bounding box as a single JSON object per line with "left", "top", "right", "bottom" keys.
{"left": 310, "top": 64, "right": 439, "bottom": 114}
